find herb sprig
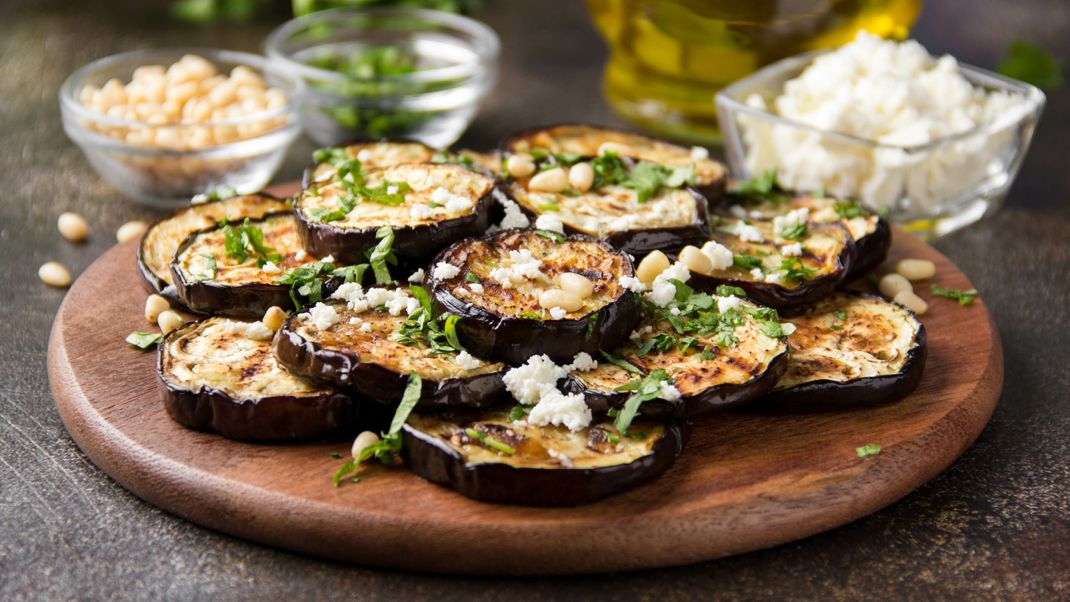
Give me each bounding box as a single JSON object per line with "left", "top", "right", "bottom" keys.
{"left": 613, "top": 369, "right": 672, "bottom": 434}
{"left": 221, "top": 218, "right": 282, "bottom": 268}
{"left": 930, "top": 285, "right": 979, "bottom": 306}
{"left": 395, "top": 285, "right": 466, "bottom": 354}
{"left": 332, "top": 373, "right": 422, "bottom": 485}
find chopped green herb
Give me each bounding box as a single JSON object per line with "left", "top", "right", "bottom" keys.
{"left": 733, "top": 253, "right": 763, "bottom": 269}
{"left": 779, "top": 221, "right": 807, "bottom": 241}
{"left": 221, "top": 218, "right": 282, "bottom": 267}
{"left": 332, "top": 373, "right": 422, "bottom": 486}
{"left": 518, "top": 310, "right": 544, "bottom": 320}
{"left": 700, "top": 348, "right": 716, "bottom": 361}
{"left": 730, "top": 169, "right": 786, "bottom": 203}
{"left": 396, "top": 285, "right": 467, "bottom": 355}
{"left": 507, "top": 405, "right": 531, "bottom": 422}
{"left": 463, "top": 427, "right": 516, "bottom": 455}
{"left": 196, "top": 253, "right": 217, "bottom": 281}
{"left": 365, "top": 226, "right": 397, "bottom": 285}
{"left": 834, "top": 309, "right": 848, "bottom": 320}
{"left": 535, "top": 229, "right": 565, "bottom": 243}
{"left": 613, "top": 369, "right": 672, "bottom": 434}
{"left": 312, "top": 147, "right": 349, "bottom": 168}
{"left": 715, "top": 284, "right": 747, "bottom": 298}
{"left": 537, "top": 201, "right": 561, "bottom": 211}
{"left": 328, "top": 451, "right": 342, "bottom": 459}
{"left": 584, "top": 313, "right": 599, "bottom": 340}
{"left": 930, "top": 285, "right": 979, "bottom": 307}
{"left": 276, "top": 260, "right": 342, "bottom": 310}
{"left": 856, "top": 443, "right": 882, "bottom": 458}
{"left": 997, "top": 40, "right": 1063, "bottom": 91}
{"left": 834, "top": 200, "right": 865, "bottom": 219}
{"left": 126, "top": 331, "right": 163, "bottom": 350}
{"left": 599, "top": 350, "right": 643, "bottom": 375}
{"left": 780, "top": 257, "right": 816, "bottom": 282}
{"left": 464, "top": 272, "right": 481, "bottom": 283}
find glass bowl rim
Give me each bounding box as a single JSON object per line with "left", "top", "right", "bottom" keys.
{"left": 715, "top": 49, "right": 1047, "bottom": 154}
{"left": 59, "top": 47, "right": 305, "bottom": 131}
{"left": 264, "top": 6, "right": 501, "bottom": 87}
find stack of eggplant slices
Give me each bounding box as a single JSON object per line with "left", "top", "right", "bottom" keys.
{"left": 142, "top": 125, "right": 926, "bottom": 506}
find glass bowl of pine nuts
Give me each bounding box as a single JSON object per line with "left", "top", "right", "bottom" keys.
{"left": 59, "top": 48, "right": 304, "bottom": 208}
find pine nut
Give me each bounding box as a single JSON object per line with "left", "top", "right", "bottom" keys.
{"left": 636, "top": 250, "right": 670, "bottom": 284}
{"left": 569, "top": 162, "right": 594, "bottom": 192}
{"left": 116, "top": 220, "right": 148, "bottom": 244}
{"left": 144, "top": 294, "right": 170, "bottom": 323}
{"left": 157, "top": 310, "right": 184, "bottom": 334}
{"left": 896, "top": 258, "right": 936, "bottom": 281}
{"left": 879, "top": 273, "right": 912, "bottom": 299}
{"left": 528, "top": 167, "right": 568, "bottom": 193}
{"left": 262, "top": 306, "right": 287, "bottom": 332}
{"left": 894, "top": 290, "right": 928, "bottom": 315}
{"left": 57, "top": 212, "right": 89, "bottom": 242}
{"left": 678, "top": 245, "right": 713, "bottom": 275}
{"left": 352, "top": 431, "right": 381, "bottom": 461}
{"left": 505, "top": 154, "right": 535, "bottom": 178}
{"left": 556, "top": 272, "right": 594, "bottom": 299}
{"left": 538, "top": 288, "right": 584, "bottom": 312}
{"left": 38, "top": 262, "right": 72, "bottom": 288}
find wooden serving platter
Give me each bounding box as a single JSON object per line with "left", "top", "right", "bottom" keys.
{"left": 47, "top": 184, "right": 1002, "bottom": 575}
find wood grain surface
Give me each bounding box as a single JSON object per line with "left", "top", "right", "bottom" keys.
{"left": 46, "top": 188, "right": 1002, "bottom": 575}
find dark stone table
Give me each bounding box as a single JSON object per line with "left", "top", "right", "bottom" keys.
{"left": 2, "top": 0, "right": 1067, "bottom": 598}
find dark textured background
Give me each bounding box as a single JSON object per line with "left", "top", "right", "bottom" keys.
{"left": 2, "top": 0, "right": 1068, "bottom": 599}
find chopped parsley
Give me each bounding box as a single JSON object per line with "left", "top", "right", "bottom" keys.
{"left": 830, "top": 308, "right": 848, "bottom": 331}
{"left": 779, "top": 257, "right": 816, "bottom": 282}
{"left": 463, "top": 427, "right": 516, "bottom": 455}
{"left": 997, "top": 40, "right": 1063, "bottom": 91}
{"left": 733, "top": 253, "right": 763, "bottom": 269}
{"left": 930, "top": 285, "right": 979, "bottom": 306}
{"left": 431, "top": 150, "right": 477, "bottom": 170}
{"left": 366, "top": 226, "right": 397, "bottom": 285}
{"left": 779, "top": 221, "right": 807, "bottom": 241}
{"left": 856, "top": 443, "right": 882, "bottom": 458}
{"left": 583, "top": 151, "right": 695, "bottom": 202}
{"left": 537, "top": 201, "right": 561, "bottom": 212}
{"left": 715, "top": 284, "right": 747, "bottom": 298}
{"left": 599, "top": 350, "right": 643, "bottom": 375}
{"left": 464, "top": 272, "right": 480, "bottom": 283}
{"left": 507, "top": 405, "right": 531, "bottom": 422}
{"left": 312, "top": 147, "right": 349, "bottom": 168}
{"left": 333, "top": 373, "right": 422, "bottom": 485}
{"left": 125, "top": 331, "right": 163, "bottom": 350}
{"left": 221, "top": 218, "right": 282, "bottom": 268}
{"left": 396, "top": 285, "right": 466, "bottom": 354}
{"left": 833, "top": 200, "right": 865, "bottom": 219}
{"left": 584, "top": 313, "right": 599, "bottom": 340}
{"left": 729, "top": 169, "right": 787, "bottom": 203}
{"left": 535, "top": 229, "right": 565, "bottom": 243}
{"left": 312, "top": 158, "right": 413, "bottom": 222}
{"left": 613, "top": 369, "right": 672, "bottom": 434}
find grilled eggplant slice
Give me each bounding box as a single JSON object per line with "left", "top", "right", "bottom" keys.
{"left": 504, "top": 124, "right": 727, "bottom": 200}
{"left": 275, "top": 298, "right": 507, "bottom": 409}
{"left": 171, "top": 213, "right": 332, "bottom": 318}
{"left": 759, "top": 292, "right": 926, "bottom": 409}
{"left": 685, "top": 216, "right": 855, "bottom": 309}
{"left": 295, "top": 162, "right": 496, "bottom": 264}
{"left": 158, "top": 317, "right": 354, "bottom": 441}
{"left": 429, "top": 229, "right": 641, "bottom": 365}
{"left": 138, "top": 193, "right": 289, "bottom": 303}
{"left": 401, "top": 407, "right": 687, "bottom": 506}
{"left": 718, "top": 193, "right": 890, "bottom": 278}
{"left": 565, "top": 298, "right": 788, "bottom": 417}
{"left": 303, "top": 141, "right": 438, "bottom": 187}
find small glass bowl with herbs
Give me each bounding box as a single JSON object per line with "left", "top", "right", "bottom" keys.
{"left": 265, "top": 7, "right": 499, "bottom": 147}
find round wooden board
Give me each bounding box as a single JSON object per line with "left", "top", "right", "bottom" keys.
{"left": 47, "top": 184, "right": 1002, "bottom": 575}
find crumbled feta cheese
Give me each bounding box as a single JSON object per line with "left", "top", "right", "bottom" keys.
{"left": 488, "top": 249, "right": 545, "bottom": 288}
{"left": 717, "top": 295, "right": 743, "bottom": 313}
{"left": 190, "top": 193, "right": 209, "bottom": 205}
{"left": 765, "top": 271, "right": 785, "bottom": 285}
{"left": 729, "top": 204, "right": 748, "bottom": 218}
{"left": 527, "top": 390, "right": 592, "bottom": 432}
{"left": 410, "top": 203, "right": 435, "bottom": 221}
{"left": 701, "top": 241, "right": 734, "bottom": 270}
{"left": 781, "top": 322, "right": 797, "bottom": 335}
{"left": 502, "top": 355, "right": 567, "bottom": 405}
{"left": 364, "top": 287, "right": 396, "bottom": 308}
{"left": 356, "top": 149, "right": 372, "bottom": 162}
{"left": 549, "top": 307, "right": 567, "bottom": 320}
{"left": 690, "top": 145, "right": 709, "bottom": 160}
{"left": 630, "top": 325, "right": 653, "bottom": 341}
{"left": 260, "top": 261, "right": 280, "bottom": 274}
{"left": 455, "top": 350, "right": 483, "bottom": 370}
{"left": 407, "top": 268, "right": 425, "bottom": 283}
{"left": 564, "top": 352, "right": 598, "bottom": 372}
{"left": 781, "top": 243, "right": 804, "bottom": 256}
{"left": 535, "top": 212, "right": 565, "bottom": 234}
{"left": 773, "top": 208, "right": 809, "bottom": 239}
{"left": 331, "top": 282, "right": 368, "bottom": 312}
{"left": 244, "top": 321, "right": 274, "bottom": 341}
{"left": 619, "top": 275, "right": 647, "bottom": 293}
{"left": 432, "top": 261, "right": 461, "bottom": 280}
{"left": 321, "top": 255, "right": 334, "bottom": 264}
{"left": 658, "top": 380, "right": 682, "bottom": 402}
{"left": 750, "top": 267, "right": 764, "bottom": 279}
{"left": 645, "top": 262, "right": 690, "bottom": 307}
{"left": 348, "top": 316, "right": 363, "bottom": 326}
{"left": 468, "top": 282, "right": 484, "bottom": 294}
{"left": 295, "top": 249, "right": 307, "bottom": 261}
{"left": 386, "top": 185, "right": 399, "bottom": 195}
{"left": 432, "top": 186, "right": 474, "bottom": 214}
{"left": 358, "top": 322, "right": 372, "bottom": 333}
{"left": 733, "top": 221, "right": 765, "bottom": 243}
{"left": 497, "top": 196, "right": 530, "bottom": 229}
{"left": 741, "top": 32, "right": 1029, "bottom": 212}
{"left": 670, "top": 307, "right": 682, "bottom": 316}
{"left": 308, "top": 303, "right": 339, "bottom": 331}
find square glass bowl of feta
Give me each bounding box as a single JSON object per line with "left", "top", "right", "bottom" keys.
{"left": 715, "top": 33, "right": 1045, "bottom": 238}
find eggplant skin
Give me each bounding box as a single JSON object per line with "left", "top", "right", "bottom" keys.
{"left": 564, "top": 350, "right": 789, "bottom": 418}
{"left": 850, "top": 216, "right": 892, "bottom": 278}
{"left": 502, "top": 123, "right": 727, "bottom": 202}
{"left": 157, "top": 320, "right": 354, "bottom": 441}
{"left": 136, "top": 193, "right": 289, "bottom": 304}
{"left": 430, "top": 230, "right": 642, "bottom": 365}
{"left": 400, "top": 420, "right": 688, "bottom": 506}
{"left": 755, "top": 292, "right": 927, "bottom": 411}
{"left": 273, "top": 317, "right": 507, "bottom": 410}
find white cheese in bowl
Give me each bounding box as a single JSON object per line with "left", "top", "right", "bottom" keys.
{"left": 742, "top": 32, "right": 1029, "bottom": 214}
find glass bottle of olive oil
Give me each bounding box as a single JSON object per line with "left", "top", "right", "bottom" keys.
{"left": 587, "top": 0, "right": 923, "bottom": 144}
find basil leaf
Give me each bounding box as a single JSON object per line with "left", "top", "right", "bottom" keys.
{"left": 126, "top": 331, "right": 163, "bottom": 350}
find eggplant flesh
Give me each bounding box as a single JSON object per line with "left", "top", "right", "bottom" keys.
{"left": 295, "top": 162, "right": 496, "bottom": 264}
{"left": 171, "top": 213, "right": 332, "bottom": 318}
{"left": 401, "top": 408, "right": 687, "bottom": 506}
{"left": 430, "top": 229, "right": 641, "bottom": 365}
{"left": 758, "top": 292, "right": 926, "bottom": 410}
{"left": 716, "top": 193, "right": 890, "bottom": 279}
{"left": 505, "top": 180, "right": 711, "bottom": 256}
{"left": 274, "top": 300, "right": 507, "bottom": 409}
{"left": 565, "top": 300, "right": 788, "bottom": 417}
{"left": 303, "top": 141, "right": 438, "bottom": 188}
{"left": 503, "top": 124, "right": 726, "bottom": 200}
{"left": 157, "top": 317, "right": 354, "bottom": 441}
{"left": 687, "top": 218, "right": 854, "bottom": 309}
{"left": 138, "top": 193, "right": 289, "bottom": 302}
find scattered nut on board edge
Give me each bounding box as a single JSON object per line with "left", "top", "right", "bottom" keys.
{"left": 116, "top": 220, "right": 148, "bottom": 243}
{"left": 39, "top": 261, "right": 73, "bottom": 288}
{"left": 157, "top": 310, "right": 184, "bottom": 334}
{"left": 144, "top": 294, "right": 170, "bottom": 323}
{"left": 57, "top": 212, "right": 89, "bottom": 242}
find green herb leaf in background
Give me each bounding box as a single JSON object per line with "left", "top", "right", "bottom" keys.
{"left": 997, "top": 40, "right": 1064, "bottom": 91}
